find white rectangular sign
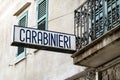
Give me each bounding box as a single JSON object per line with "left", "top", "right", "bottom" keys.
{"left": 11, "top": 25, "right": 76, "bottom": 53}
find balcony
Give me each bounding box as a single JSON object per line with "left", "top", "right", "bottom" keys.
{"left": 72, "top": 0, "right": 120, "bottom": 68}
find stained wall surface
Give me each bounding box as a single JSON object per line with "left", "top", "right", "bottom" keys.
{"left": 0, "top": 0, "right": 86, "bottom": 80}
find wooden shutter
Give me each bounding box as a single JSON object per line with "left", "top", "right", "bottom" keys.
{"left": 19, "top": 16, "right": 26, "bottom": 27}
{"left": 38, "top": 0, "right": 46, "bottom": 20}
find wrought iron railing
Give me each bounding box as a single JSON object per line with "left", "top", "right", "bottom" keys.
{"left": 79, "top": 70, "right": 96, "bottom": 80}
{"left": 74, "top": 0, "right": 120, "bottom": 50}
{"left": 66, "top": 68, "right": 96, "bottom": 80}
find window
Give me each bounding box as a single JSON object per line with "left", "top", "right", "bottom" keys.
{"left": 37, "top": 0, "right": 48, "bottom": 30}
{"left": 16, "top": 11, "right": 28, "bottom": 62}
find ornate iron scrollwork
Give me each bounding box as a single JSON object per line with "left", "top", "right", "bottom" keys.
{"left": 86, "top": 70, "right": 96, "bottom": 80}
{"left": 74, "top": 0, "right": 120, "bottom": 50}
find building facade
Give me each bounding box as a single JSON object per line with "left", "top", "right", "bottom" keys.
{"left": 0, "top": 0, "right": 120, "bottom": 80}
{"left": 0, "top": 0, "right": 86, "bottom": 80}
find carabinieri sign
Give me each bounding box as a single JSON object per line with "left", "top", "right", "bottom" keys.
{"left": 11, "top": 25, "right": 76, "bottom": 53}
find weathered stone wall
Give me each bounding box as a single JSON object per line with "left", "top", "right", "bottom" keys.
{"left": 102, "top": 63, "right": 120, "bottom": 80}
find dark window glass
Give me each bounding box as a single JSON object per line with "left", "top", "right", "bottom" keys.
{"left": 17, "top": 14, "right": 27, "bottom": 56}
{"left": 38, "top": 19, "right": 46, "bottom": 30}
